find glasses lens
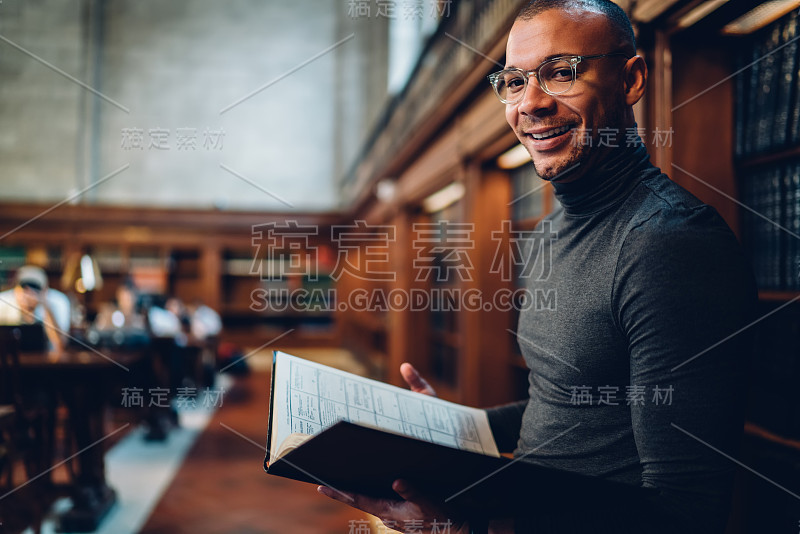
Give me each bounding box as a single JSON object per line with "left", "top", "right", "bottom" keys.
{"left": 20, "top": 281, "right": 43, "bottom": 292}
{"left": 494, "top": 70, "right": 527, "bottom": 102}
{"left": 539, "top": 59, "right": 574, "bottom": 95}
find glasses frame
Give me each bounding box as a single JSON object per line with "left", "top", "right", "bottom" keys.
{"left": 487, "top": 53, "right": 630, "bottom": 103}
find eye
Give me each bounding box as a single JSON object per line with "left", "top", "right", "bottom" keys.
{"left": 506, "top": 77, "right": 525, "bottom": 91}
{"left": 549, "top": 67, "right": 573, "bottom": 82}
{"left": 501, "top": 73, "right": 526, "bottom": 93}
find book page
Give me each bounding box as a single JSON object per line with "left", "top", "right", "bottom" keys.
{"left": 269, "top": 351, "right": 499, "bottom": 465}
{"left": 275, "top": 433, "right": 313, "bottom": 459}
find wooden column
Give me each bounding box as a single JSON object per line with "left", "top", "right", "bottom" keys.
{"left": 201, "top": 242, "right": 222, "bottom": 312}
{"left": 462, "top": 165, "right": 513, "bottom": 407}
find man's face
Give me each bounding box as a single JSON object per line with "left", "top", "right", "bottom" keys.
{"left": 14, "top": 283, "right": 43, "bottom": 314}
{"left": 117, "top": 287, "right": 136, "bottom": 315}
{"left": 504, "top": 9, "right": 630, "bottom": 181}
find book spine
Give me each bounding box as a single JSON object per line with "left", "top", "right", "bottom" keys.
{"left": 791, "top": 9, "right": 800, "bottom": 146}
{"left": 772, "top": 169, "right": 782, "bottom": 289}
{"left": 755, "top": 170, "right": 767, "bottom": 289}
{"left": 734, "top": 44, "right": 747, "bottom": 159}
{"left": 756, "top": 24, "right": 780, "bottom": 155}
{"left": 790, "top": 162, "right": 800, "bottom": 290}
{"left": 773, "top": 12, "right": 798, "bottom": 150}
{"left": 763, "top": 168, "right": 776, "bottom": 290}
{"left": 743, "top": 174, "right": 757, "bottom": 283}
{"left": 745, "top": 41, "right": 762, "bottom": 158}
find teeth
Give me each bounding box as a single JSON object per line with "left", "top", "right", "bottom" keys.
{"left": 531, "top": 125, "right": 571, "bottom": 140}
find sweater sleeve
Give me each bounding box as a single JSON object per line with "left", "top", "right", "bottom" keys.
{"left": 514, "top": 206, "right": 755, "bottom": 533}
{"left": 608, "top": 207, "right": 754, "bottom": 532}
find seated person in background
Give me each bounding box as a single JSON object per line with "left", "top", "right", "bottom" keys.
{"left": 166, "top": 297, "right": 221, "bottom": 345}
{"left": 0, "top": 265, "right": 69, "bottom": 353}
{"left": 92, "top": 279, "right": 150, "bottom": 347}
{"left": 146, "top": 298, "right": 181, "bottom": 339}
{"left": 94, "top": 279, "right": 181, "bottom": 338}
{"left": 187, "top": 300, "right": 222, "bottom": 341}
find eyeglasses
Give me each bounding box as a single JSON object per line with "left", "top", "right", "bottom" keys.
{"left": 19, "top": 281, "right": 43, "bottom": 292}
{"left": 487, "top": 53, "right": 630, "bottom": 103}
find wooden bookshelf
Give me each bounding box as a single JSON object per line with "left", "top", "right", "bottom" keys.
{"left": 744, "top": 421, "right": 800, "bottom": 452}
{"left": 0, "top": 203, "right": 340, "bottom": 348}
{"left": 758, "top": 290, "right": 800, "bottom": 301}
{"left": 739, "top": 144, "right": 800, "bottom": 168}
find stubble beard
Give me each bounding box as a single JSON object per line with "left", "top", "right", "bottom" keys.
{"left": 530, "top": 138, "right": 589, "bottom": 182}
{"left": 528, "top": 102, "right": 628, "bottom": 183}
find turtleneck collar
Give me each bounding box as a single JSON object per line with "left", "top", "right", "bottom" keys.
{"left": 551, "top": 140, "right": 659, "bottom": 217}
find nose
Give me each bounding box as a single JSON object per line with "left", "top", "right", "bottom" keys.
{"left": 516, "top": 75, "right": 558, "bottom": 117}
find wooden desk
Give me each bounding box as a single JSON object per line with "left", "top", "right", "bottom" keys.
{"left": 18, "top": 348, "right": 143, "bottom": 532}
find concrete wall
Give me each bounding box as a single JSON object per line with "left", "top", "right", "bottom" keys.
{"left": 0, "top": 0, "right": 391, "bottom": 211}
{"left": 0, "top": 0, "right": 85, "bottom": 203}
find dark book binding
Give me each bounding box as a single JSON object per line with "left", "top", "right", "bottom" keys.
{"left": 264, "top": 420, "right": 653, "bottom": 518}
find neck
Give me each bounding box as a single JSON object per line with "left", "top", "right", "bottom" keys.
{"left": 550, "top": 139, "right": 658, "bottom": 216}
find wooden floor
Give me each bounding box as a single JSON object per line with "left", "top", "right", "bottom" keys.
{"left": 139, "top": 369, "right": 371, "bottom": 534}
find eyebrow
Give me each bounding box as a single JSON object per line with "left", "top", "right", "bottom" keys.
{"left": 504, "top": 53, "right": 578, "bottom": 70}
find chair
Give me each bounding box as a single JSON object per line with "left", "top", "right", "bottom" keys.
{"left": 0, "top": 325, "right": 49, "bottom": 533}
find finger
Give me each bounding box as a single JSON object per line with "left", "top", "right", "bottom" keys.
{"left": 393, "top": 479, "right": 464, "bottom": 526}
{"left": 316, "top": 485, "right": 356, "bottom": 504}
{"left": 392, "top": 479, "right": 437, "bottom": 511}
{"left": 400, "top": 363, "right": 437, "bottom": 397}
{"left": 317, "top": 486, "right": 392, "bottom": 517}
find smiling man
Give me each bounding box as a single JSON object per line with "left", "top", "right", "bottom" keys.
{"left": 499, "top": 1, "right": 636, "bottom": 181}
{"left": 320, "top": 1, "right": 756, "bottom": 533}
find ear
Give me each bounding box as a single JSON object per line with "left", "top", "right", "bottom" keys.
{"left": 622, "top": 55, "right": 647, "bottom": 106}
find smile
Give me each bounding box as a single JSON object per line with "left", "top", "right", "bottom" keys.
{"left": 529, "top": 125, "right": 573, "bottom": 140}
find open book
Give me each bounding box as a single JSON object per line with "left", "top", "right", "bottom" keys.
{"left": 265, "top": 351, "right": 651, "bottom": 517}
{"left": 266, "top": 350, "right": 499, "bottom": 465}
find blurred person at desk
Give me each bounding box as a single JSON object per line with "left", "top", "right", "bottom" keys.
{"left": 166, "top": 297, "right": 222, "bottom": 344}
{"left": 0, "top": 265, "right": 69, "bottom": 353}
{"left": 91, "top": 278, "right": 149, "bottom": 347}
{"left": 92, "top": 278, "right": 180, "bottom": 346}
{"left": 166, "top": 297, "right": 222, "bottom": 387}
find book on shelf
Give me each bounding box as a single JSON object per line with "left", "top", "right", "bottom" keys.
{"left": 736, "top": 8, "right": 800, "bottom": 158}
{"left": 736, "top": 10, "right": 800, "bottom": 293}
{"left": 741, "top": 160, "right": 800, "bottom": 292}
{"left": 787, "top": 162, "right": 800, "bottom": 290}
{"left": 754, "top": 22, "right": 780, "bottom": 155}
{"left": 264, "top": 350, "right": 651, "bottom": 517}
{"left": 742, "top": 30, "right": 761, "bottom": 158}
{"left": 790, "top": 9, "right": 800, "bottom": 146}
{"left": 773, "top": 10, "right": 797, "bottom": 150}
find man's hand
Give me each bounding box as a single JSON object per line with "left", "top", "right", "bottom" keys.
{"left": 315, "top": 365, "right": 458, "bottom": 532}
{"left": 400, "top": 363, "right": 437, "bottom": 397}
{"left": 317, "top": 364, "right": 515, "bottom": 533}
{"left": 317, "top": 479, "right": 468, "bottom": 534}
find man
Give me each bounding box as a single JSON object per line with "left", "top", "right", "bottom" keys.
{"left": 320, "top": 1, "right": 755, "bottom": 532}
{"left": 0, "top": 265, "right": 70, "bottom": 353}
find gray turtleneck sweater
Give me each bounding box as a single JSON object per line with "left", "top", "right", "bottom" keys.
{"left": 486, "top": 144, "right": 756, "bottom": 533}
